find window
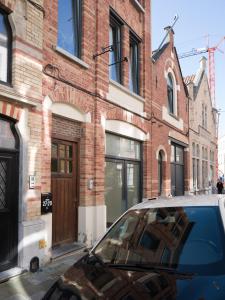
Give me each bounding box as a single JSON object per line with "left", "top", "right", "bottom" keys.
{"left": 51, "top": 141, "right": 73, "bottom": 174}
{"left": 158, "top": 151, "right": 163, "bottom": 195}
{"left": 0, "top": 118, "right": 17, "bottom": 149}
{"left": 167, "top": 73, "right": 175, "bottom": 114}
{"left": 0, "top": 10, "right": 12, "bottom": 84}
{"left": 57, "top": 0, "right": 82, "bottom": 58}
{"left": 205, "top": 106, "right": 207, "bottom": 129}
{"left": 192, "top": 144, "right": 200, "bottom": 190}
{"left": 196, "top": 145, "right": 200, "bottom": 189}
{"left": 202, "top": 104, "right": 207, "bottom": 128}
{"left": 201, "top": 147, "right": 208, "bottom": 189}
{"left": 129, "top": 34, "right": 139, "bottom": 94}
{"left": 202, "top": 104, "right": 204, "bottom": 127}
{"left": 109, "top": 15, "right": 122, "bottom": 83}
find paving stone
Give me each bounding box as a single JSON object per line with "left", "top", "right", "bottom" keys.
{"left": 0, "top": 252, "right": 82, "bottom": 299}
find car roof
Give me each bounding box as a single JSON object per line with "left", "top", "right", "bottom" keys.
{"left": 130, "top": 195, "right": 225, "bottom": 210}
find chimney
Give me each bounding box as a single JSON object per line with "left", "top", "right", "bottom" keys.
{"left": 200, "top": 56, "right": 207, "bottom": 70}
{"left": 164, "top": 26, "right": 174, "bottom": 47}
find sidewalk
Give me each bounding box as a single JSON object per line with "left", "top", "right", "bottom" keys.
{"left": 0, "top": 250, "right": 85, "bottom": 300}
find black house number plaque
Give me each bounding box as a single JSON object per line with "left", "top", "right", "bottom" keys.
{"left": 41, "top": 193, "right": 52, "bottom": 214}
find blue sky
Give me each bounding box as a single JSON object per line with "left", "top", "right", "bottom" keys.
{"left": 152, "top": 0, "right": 225, "bottom": 137}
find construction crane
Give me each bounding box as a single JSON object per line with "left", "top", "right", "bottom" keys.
{"left": 179, "top": 36, "right": 225, "bottom": 107}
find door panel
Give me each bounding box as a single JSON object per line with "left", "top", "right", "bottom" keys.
{"left": 105, "top": 160, "right": 124, "bottom": 227}
{"left": 175, "top": 164, "right": 184, "bottom": 196}
{"left": 105, "top": 159, "right": 141, "bottom": 226}
{"left": 171, "top": 164, "right": 176, "bottom": 196}
{"left": 51, "top": 140, "right": 77, "bottom": 247}
{"left": 126, "top": 162, "right": 140, "bottom": 209}
{"left": 0, "top": 153, "right": 18, "bottom": 272}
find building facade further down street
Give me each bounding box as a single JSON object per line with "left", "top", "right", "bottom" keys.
{"left": 152, "top": 28, "right": 190, "bottom": 197}
{"left": 218, "top": 135, "right": 225, "bottom": 181}
{"left": 185, "top": 57, "right": 218, "bottom": 194}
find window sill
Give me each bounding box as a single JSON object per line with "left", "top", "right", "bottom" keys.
{"left": 130, "top": 0, "right": 145, "bottom": 13}
{"left": 54, "top": 46, "right": 89, "bottom": 69}
{"left": 0, "top": 84, "right": 37, "bottom": 107}
{"left": 109, "top": 79, "right": 144, "bottom": 102}
{"left": 169, "top": 112, "right": 179, "bottom": 120}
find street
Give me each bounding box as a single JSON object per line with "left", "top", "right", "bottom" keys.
{"left": 0, "top": 250, "right": 85, "bottom": 300}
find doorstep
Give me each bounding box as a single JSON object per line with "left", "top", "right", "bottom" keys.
{"left": 0, "top": 267, "right": 26, "bottom": 284}
{"left": 51, "top": 242, "right": 86, "bottom": 261}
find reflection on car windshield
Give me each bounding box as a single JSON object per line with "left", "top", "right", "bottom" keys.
{"left": 94, "top": 206, "right": 225, "bottom": 275}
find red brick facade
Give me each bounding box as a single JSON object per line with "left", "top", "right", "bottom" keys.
{"left": 151, "top": 30, "right": 190, "bottom": 196}
{"left": 0, "top": 0, "right": 191, "bottom": 271}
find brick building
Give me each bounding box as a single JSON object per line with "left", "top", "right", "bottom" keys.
{"left": 152, "top": 28, "right": 190, "bottom": 197}
{"left": 185, "top": 57, "right": 218, "bottom": 194}
{"left": 41, "top": 0, "right": 152, "bottom": 265}
{"left": 0, "top": 0, "right": 44, "bottom": 273}
{"left": 0, "top": 0, "right": 191, "bottom": 274}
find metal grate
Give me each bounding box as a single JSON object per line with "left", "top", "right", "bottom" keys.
{"left": 0, "top": 161, "right": 7, "bottom": 209}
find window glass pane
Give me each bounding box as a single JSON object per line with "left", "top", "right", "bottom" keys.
{"left": 176, "top": 146, "right": 183, "bottom": 164}
{"left": 127, "top": 163, "right": 140, "bottom": 208}
{"left": 65, "top": 145, "right": 73, "bottom": 158}
{"left": 69, "top": 145, "right": 73, "bottom": 158}
{"left": 51, "top": 158, "right": 58, "bottom": 172}
{"left": 66, "top": 161, "right": 73, "bottom": 174}
{"left": 60, "top": 159, "right": 65, "bottom": 173}
{"left": 105, "top": 161, "right": 123, "bottom": 227}
{"left": 129, "top": 39, "right": 139, "bottom": 94}
{"left": 196, "top": 145, "right": 200, "bottom": 157}
{"left": 59, "top": 144, "right": 66, "bottom": 158}
{"left": 109, "top": 21, "right": 121, "bottom": 82}
{"left": 192, "top": 143, "right": 195, "bottom": 156}
{"left": 58, "top": 0, "right": 81, "bottom": 56}
{"left": 0, "top": 13, "right": 8, "bottom": 82}
{"left": 52, "top": 143, "right": 58, "bottom": 158}
{"left": 170, "top": 145, "right": 175, "bottom": 162}
{"left": 0, "top": 119, "right": 16, "bottom": 149}
{"left": 167, "top": 74, "right": 174, "bottom": 114}
{"left": 106, "top": 134, "right": 140, "bottom": 160}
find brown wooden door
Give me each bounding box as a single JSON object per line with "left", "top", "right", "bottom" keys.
{"left": 51, "top": 139, "right": 78, "bottom": 247}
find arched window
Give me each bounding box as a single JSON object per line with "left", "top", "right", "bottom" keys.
{"left": 167, "top": 73, "right": 175, "bottom": 114}
{"left": 192, "top": 143, "right": 195, "bottom": 156}
{"left": 0, "top": 9, "right": 12, "bottom": 84}
{"left": 158, "top": 151, "right": 164, "bottom": 196}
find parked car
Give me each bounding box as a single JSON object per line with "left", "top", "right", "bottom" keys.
{"left": 43, "top": 195, "right": 225, "bottom": 300}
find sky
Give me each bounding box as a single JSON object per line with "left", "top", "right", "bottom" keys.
{"left": 152, "top": 0, "right": 225, "bottom": 137}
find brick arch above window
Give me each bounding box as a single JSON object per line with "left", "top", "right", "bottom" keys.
{"left": 156, "top": 145, "right": 167, "bottom": 162}
{"left": 105, "top": 119, "right": 149, "bottom": 141}
{"left": 105, "top": 107, "right": 148, "bottom": 134}
{"left": 0, "top": 101, "right": 21, "bottom": 120}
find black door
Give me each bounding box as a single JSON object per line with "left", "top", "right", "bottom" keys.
{"left": 0, "top": 151, "right": 18, "bottom": 271}
{"left": 171, "top": 144, "right": 184, "bottom": 196}
{"left": 0, "top": 152, "right": 19, "bottom": 272}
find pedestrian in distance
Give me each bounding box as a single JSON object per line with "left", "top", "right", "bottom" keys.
{"left": 217, "top": 179, "right": 224, "bottom": 194}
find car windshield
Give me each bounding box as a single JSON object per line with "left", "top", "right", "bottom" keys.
{"left": 93, "top": 206, "right": 225, "bottom": 275}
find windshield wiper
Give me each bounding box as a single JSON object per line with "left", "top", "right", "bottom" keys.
{"left": 106, "top": 263, "right": 195, "bottom": 277}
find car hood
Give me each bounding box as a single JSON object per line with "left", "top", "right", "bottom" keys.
{"left": 56, "top": 257, "right": 225, "bottom": 300}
